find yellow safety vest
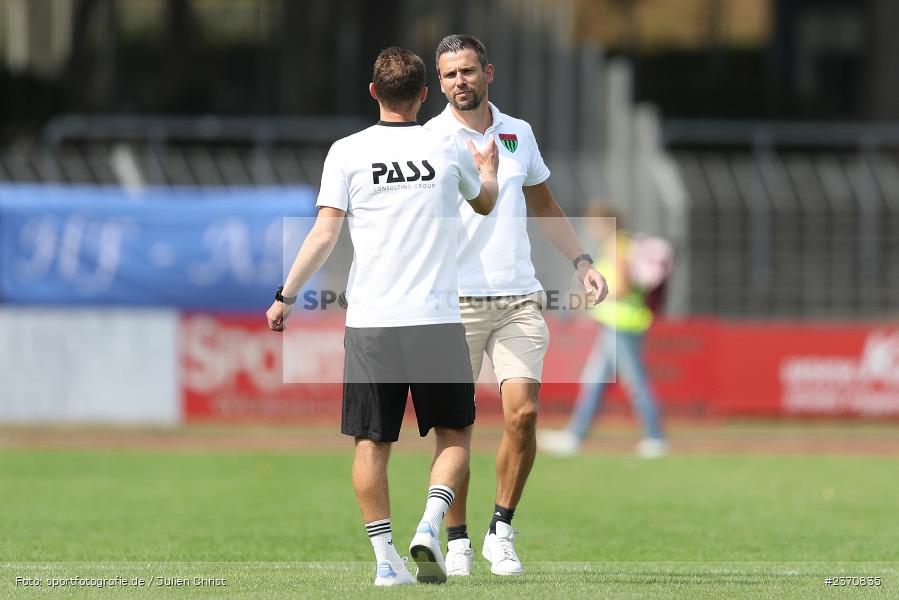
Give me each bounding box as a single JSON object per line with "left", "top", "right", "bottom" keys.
{"left": 591, "top": 234, "right": 654, "bottom": 333}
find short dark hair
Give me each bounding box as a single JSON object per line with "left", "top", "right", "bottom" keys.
{"left": 435, "top": 34, "right": 488, "bottom": 71}
{"left": 372, "top": 47, "right": 426, "bottom": 107}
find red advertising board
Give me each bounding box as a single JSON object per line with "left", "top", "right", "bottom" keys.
{"left": 718, "top": 323, "right": 899, "bottom": 417}
{"left": 180, "top": 313, "right": 344, "bottom": 421}
{"left": 180, "top": 313, "right": 899, "bottom": 421}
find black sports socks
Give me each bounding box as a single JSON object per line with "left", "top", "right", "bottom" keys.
{"left": 489, "top": 504, "right": 515, "bottom": 534}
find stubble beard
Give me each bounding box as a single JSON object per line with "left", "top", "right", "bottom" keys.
{"left": 450, "top": 89, "right": 483, "bottom": 111}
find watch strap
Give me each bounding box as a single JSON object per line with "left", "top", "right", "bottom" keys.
{"left": 275, "top": 286, "right": 298, "bottom": 305}
{"left": 573, "top": 253, "right": 593, "bottom": 269}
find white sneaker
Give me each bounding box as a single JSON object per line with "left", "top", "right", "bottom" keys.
{"left": 637, "top": 437, "right": 668, "bottom": 459}
{"left": 445, "top": 538, "right": 473, "bottom": 576}
{"left": 373, "top": 556, "right": 415, "bottom": 587}
{"left": 537, "top": 429, "right": 580, "bottom": 457}
{"left": 482, "top": 522, "right": 523, "bottom": 576}
{"left": 408, "top": 521, "right": 447, "bottom": 584}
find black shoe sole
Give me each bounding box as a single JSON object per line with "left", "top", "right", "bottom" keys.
{"left": 410, "top": 544, "right": 447, "bottom": 584}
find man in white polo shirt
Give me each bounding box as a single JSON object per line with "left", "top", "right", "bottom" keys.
{"left": 266, "top": 47, "right": 498, "bottom": 587}
{"left": 425, "top": 34, "right": 609, "bottom": 577}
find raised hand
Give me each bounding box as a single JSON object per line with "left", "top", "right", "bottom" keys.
{"left": 466, "top": 134, "right": 498, "bottom": 178}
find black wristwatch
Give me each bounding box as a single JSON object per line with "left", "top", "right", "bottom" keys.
{"left": 572, "top": 254, "right": 593, "bottom": 269}
{"left": 275, "top": 286, "right": 298, "bottom": 305}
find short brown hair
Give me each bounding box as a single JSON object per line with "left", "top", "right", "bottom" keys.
{"left": 435, "top": 34, "right": 488, "bottom": 71}
{"left": 372, "top": 47, "right": 426, "bottom": 108}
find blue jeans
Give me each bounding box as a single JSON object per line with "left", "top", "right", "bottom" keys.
{"left": 567, "top": 325, "right": 664, "bottom": 441}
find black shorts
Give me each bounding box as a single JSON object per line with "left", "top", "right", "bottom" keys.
{"left": 342, "top": 323, "right": 476, "bottom": 442}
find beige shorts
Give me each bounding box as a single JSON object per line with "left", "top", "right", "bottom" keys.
{"left": 460, "top": 291, "right": 550, "bottom": 386}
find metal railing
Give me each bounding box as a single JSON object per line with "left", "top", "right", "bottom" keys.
{"left": 674, "top": 149, "right": 899, "bottom": 318}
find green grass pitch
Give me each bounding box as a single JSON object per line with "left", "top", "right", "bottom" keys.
{"left": 1, "top": 447, "right": 897, "bottom": 598}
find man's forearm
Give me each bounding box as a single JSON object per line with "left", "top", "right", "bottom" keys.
{"left": 532, "top": 201, "right": 586, "bottom": 262}
{"left": 469, "top": 178, "right": 499, "bottom": 215}
{"left": 524, "top": 182, "right": 587, "bottom": 261}
{"left": 281, "top": 231, "right": 338, "bottom": 298}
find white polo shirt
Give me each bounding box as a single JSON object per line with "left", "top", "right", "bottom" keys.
{"left": 425, "top": 102, "right": 550, "bottom": 296}
{"left": 316, "top": 122, "right": 481, "bottom": 327}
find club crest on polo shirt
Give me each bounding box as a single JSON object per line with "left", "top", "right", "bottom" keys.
{"left": 499, "top": 133, "right": 518, "bottom": 153}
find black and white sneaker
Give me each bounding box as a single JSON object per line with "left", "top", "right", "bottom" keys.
{"left": 408, "top": 521, "right": 447, "bottom": 584}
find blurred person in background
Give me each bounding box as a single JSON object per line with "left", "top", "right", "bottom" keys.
{"left": 267, "top": 47, "right": 498, "bottom": 587}
{"left": 424, "top": 34, "right": 608, "bottom": 577}
{"left": 538, "top": 204, "right": 671, "bottom": 459}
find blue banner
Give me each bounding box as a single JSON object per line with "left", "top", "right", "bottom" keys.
{"left": 0, "top": 184, "right": 318, "bottom": 309}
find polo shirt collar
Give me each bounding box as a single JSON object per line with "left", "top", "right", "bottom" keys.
{"left": 440, "top": 101, "right": 504, "bottom": 133}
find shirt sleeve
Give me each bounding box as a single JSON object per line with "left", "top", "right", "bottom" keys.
{"left": 453, "top": 135, "right": 481, "bottom": 202}
{"left": 523, "top": 124, "right": 551, "bottom": 186}
{"left": 315, "top": 142, "right": 350, "bottom": 211}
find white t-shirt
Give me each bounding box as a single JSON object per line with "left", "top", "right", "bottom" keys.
{"left": 424, "top": 102, "right": 550, "bottom": 296}
{"left": 316, "top": 122, "right": 481, "bottom": 327}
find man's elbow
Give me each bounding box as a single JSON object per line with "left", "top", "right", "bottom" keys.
{"left": 308, "top": 228, "right": 340, "bottom": 251}
{"left": 472, "top": 200, "right": 492, "bottom": 215}
{"left": 526, "top": 197, "right": 558, "bottom": 216}
{"left": 473, "top": 183, "right": 499, "bottom": 215}
{"left": 470, "top": 196, "right": 497, "bottom": 215}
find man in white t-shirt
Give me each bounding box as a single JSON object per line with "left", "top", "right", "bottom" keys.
{"left": 424, "top": 34, "right": 609, "bottom": 577}
{"left": 266, "top": 47, "right": 498, "bottom": 587}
